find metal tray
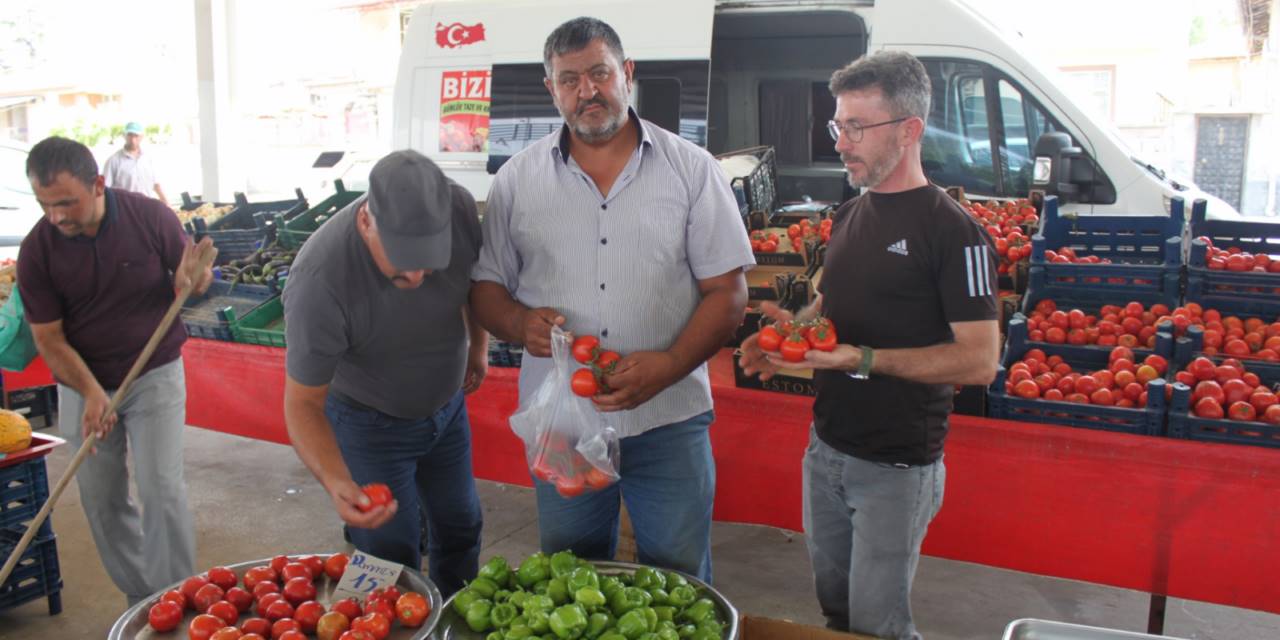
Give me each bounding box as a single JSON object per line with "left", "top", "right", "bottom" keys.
{"left": 1003, "top": 619, "right": 1187, "bottom": 640}
{"left": 433, "top": 561, "right": 739, "bottom": 640}
{"left": 109, "top": 553, "right": 443, "bottom": 640}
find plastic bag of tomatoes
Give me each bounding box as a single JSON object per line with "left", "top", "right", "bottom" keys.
{"left": 509, "top": 326, "right": 621, "bottom": 498}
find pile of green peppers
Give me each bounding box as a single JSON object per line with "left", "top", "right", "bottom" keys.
{"left": 450, "top": 551, "right": 726, "bottom": 640}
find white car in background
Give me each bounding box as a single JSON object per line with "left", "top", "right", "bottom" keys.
{"left": 0, "top": 142, "right": 42, "bottom": 261}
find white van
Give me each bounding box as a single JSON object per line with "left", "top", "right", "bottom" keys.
{"left": 391, "top": 0, "right": 1238, "bottom": 218}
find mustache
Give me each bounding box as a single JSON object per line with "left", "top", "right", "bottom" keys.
{"left": 840, "top": 154, "right": 864, "bottom": 165}
{"left": 577, "top": 98, "right": 608, "bottom": 115}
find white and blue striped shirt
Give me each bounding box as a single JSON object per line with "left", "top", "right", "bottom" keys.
{"left": 473, "top": 112, "right": 755, "bottom": 437}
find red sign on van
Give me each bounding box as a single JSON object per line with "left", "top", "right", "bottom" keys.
{"left": 436, "top": 22, "right": 486, "bottom": 48}
{"left": 440, "top": 70, "right": 491, "bottom": 153}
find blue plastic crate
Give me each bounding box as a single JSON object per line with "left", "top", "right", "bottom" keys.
{"left": 989, "top": 327, "right": 1172, "bottom": 436}
{"left": 179, "top": 280, "right": 277, "bottom": 342}
{"left": 1189, "top": 197, "right": 1280, "bottom": 257}
{"left": 1185, "top": 198, "right": 1280, "bottom": 314}
{"left": 185, "top": 190, "right": 307, "bottom": 264}
{"left": 1034, "top": 195, "right": 1185, "bottom": 264}
{"left": 1002, "top": 315, "right": 1173, "bottom": 368}
{"left": 1172, "top": 324, "right": 1280, "bottom": 390}
{"left": 0, "top": 525, "right": 61, "bottom": 615}
{"left": 0, "top": 459, "right": 50, "bottom": 531}
{"left": 1019, "top": 282, "right": 1181, "bottom": 329}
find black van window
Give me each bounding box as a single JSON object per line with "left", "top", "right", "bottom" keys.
{"left": 921, "top": 60, "right": 997, "bottom": 195}
{"left": 998, "top": 79, "right": 1058, "bottom": 194}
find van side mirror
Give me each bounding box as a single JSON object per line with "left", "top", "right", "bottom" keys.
{"left": 1032, "top": 132, "right": 1082, "bottom": 201}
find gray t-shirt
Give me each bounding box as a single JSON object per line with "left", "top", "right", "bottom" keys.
{"left": 283, "top": 186, "right": 481, "bottom": 418}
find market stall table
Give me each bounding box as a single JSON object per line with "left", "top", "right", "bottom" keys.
{"left": 85, "top": 339, "right": 1280, "bottom": 622}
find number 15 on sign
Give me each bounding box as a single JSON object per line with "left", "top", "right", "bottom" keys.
{"left": 333, "top": 551, "right": 403, "bottom": 601}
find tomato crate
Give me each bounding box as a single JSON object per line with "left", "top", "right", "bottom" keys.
{"left": 275, "top": 180, "right": 364, "bottom": 250}
{"left": 1019, "top": 275, "right": 1181, "bottom": 322}
{"left": 185, "top": 190, "right": 307, "bottom": 264}
{"left": 1168, "top": 383, "right": 1280, "bottom": 449}
{"left": 0, "top": 525, "right": 61, "bottom": 615}
{"left": 180, "top": 280, "right": 277, "bottom": 342}
{"left": 1189, "top": 197, "right": 1280, "bottom": 257}
{"left": 717, "top": 146, "right": 777, "bottom": 217}
{"left": 1002, "top": 314, "right": 1174, "bottom": 367}
{"left": 1172, "top": 324, "right": 1280, "bottom": 391}
{"left": 228, "top": 296, "right": 285, "bottom": 348}
{"left": 989, "top": 330, "right": 1172, "bottom": 436}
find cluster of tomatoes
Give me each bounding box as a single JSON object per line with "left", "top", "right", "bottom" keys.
{"left": 962, "top": 199, "right": 1038, "bottom": 276}
{"left": 148, "top": 553, "right": 431, "bottom": 640}
{"left": 1042, "top": 246, "right": 1112, "bottom": 265}
{"left": 749, "top": 217, "right": 833, "bottom": 254}
{"left": 1177, "top": 356, "right": 1280, "bottom": 423}
{"left": 1025, "top": 299, "right": 1177, "bottom": 349}
{"left": 756, "top": 317, "right": 838, "bottom": 362}
{"left": 1005, "top": 346, "right": 1168, "bottom": 407}
{"left": 1185, "top": 309, "right": 1280, "bottom": 360}
{"left": 1199, "top": 237, "right": 1280, "bottom": 274}
{"left": 529, "top": 430, "right": 615, "bottom": 498}
{"left": 568, "top": 335, "right": 620, "bottom": 398}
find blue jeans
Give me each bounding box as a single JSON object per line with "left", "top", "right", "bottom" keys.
{"left": 803, "top": 425, "right": 945, "bottom": 640}
{"left": 326, "top": 390, "right": 483, "bottom": 597}
{"left": 533, "top": 411, "right": 716, "bottom": 583}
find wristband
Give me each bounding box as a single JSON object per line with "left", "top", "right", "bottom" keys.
{"left": 849, "top": 345, "right": 873, "bottom": 380}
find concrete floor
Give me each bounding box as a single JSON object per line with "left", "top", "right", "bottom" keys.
{"left": 1, "top": 425, "right": 1277, "bottom": 640}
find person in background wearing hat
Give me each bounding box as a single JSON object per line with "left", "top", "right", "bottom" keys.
{"left": 102, "top": 122, "right": 167, "bottom": 203}
{"left": 282, "top": 149, "right": 487, "bottom": 595}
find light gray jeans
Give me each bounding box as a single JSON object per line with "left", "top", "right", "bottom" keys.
{"left": 802, "top": 425, "right": 946, "bottom": 640}
{"left": 57, "top": 358, "right": 195, "bottom": 605}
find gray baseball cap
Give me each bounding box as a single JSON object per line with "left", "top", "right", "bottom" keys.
{"left": 367, "top": 150, "right": 453, "bottom": 271}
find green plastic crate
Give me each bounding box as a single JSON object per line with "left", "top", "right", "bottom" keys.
{"left": 276, "top": 180, "right": 364, "bottom": 249}
{"left": 229, "top": 296, "right": 286, "bottom": 347}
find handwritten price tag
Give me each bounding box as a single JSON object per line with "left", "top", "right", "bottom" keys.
{"left": 333, "top": 551, "right": 404, "bottom": 602}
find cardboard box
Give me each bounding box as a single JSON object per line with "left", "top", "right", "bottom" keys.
{"left": 732, "top": 349, "right": 818, "bottom": 397}
{"left": 748, "top": 266, "right": 803, "bottom": 302}
{"left": 739, "top": 615, "right": 879, "bottom": 640}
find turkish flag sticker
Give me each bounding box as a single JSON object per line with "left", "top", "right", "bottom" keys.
{"left": 436, "top": 22, "right": 486, "bottom": 48}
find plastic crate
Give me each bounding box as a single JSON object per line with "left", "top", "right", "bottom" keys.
{"left": 276, "top": 180, "right": 364, "bottom": 250}
{"left": 180, "top": 280, "right": 277, "bottom": 342}
{"left": 716, "top": 146, "right": 777, "bottom": 216}
{"left": 1027, "top": 196, "right": 1184, "bottom": 303}
{"left": 1185, "top": 198, "right": 1280, "bottom": 314}
{"left": 487, "top": 340, "right": 524, "bottom": 368}
{"left": 185, "top": 190, "right": 307, "bottom": 264}
{"left": 1167, "top": 337, "right": 1280, "bottom": 449}
{"left": 1173, "top": 324, "right": 1280, "bottom": 383}
{"left": 228, "top": 296, "right": 285, "bottom": 348}
{"left": 3, "top": 384, "right": 56, "bottom": 428}
{"left": 1002, "top": 314, "right": 1172, "bottom": 368}
{"left": 1020, "top": 268, "right": 1181, "bottom": 319}
{"left": 988, "top": 326, "right": 1173, "bottom": 436}
{"left": 0, "top": 525, "right": 61, "bottom": 615}
{"left": 177, "top": 192, "right": 233, "bottom": 212}
{"left": 1189, "top": 197, "right": 1280, "bottom": 257}
{"left": 0, "top": 458, "right": 48, "bottom": 530}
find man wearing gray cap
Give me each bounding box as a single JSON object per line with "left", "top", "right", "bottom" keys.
{"left": 282, "top": 149, "right": 487, "bottom": 595}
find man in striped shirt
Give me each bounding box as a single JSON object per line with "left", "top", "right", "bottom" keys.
{"left": 470, "top": 17, "right": 754, "bottom": 583}
{"left": 740, "top": 52, "right": 999, "bottom": 639}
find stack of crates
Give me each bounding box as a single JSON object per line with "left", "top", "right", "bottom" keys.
{"left": 1186, "top": 198, "right": 1280, "bottom": 318}
{"left": 185, "top": 190, "right": 308, "bottom": 265}
{"left": 0, "top": 434, "right": 63, "bottom": 615}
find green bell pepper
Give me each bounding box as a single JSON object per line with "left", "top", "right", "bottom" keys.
{"left": 615, "top": 609, "right": 650, "bottom": 640}
{"left": 534, "top": 581, "right": 551, "bottom": 595}
{"left": 550, "top": 550, "right": 579, "bottom": 579}
{"left": 526, "top": 610, "right": 552, "bottom": 634}
{"left": 574, "top": 587, "right": 607, "bottom": 609}
{"left": 657, "top": 628, "right": 679, "bottom": 640}
{"left": 676, "top": 625, "right": 696, "bottom": 639}
{"left": 638, "top": 634, "right": 660, "bottom": 640}
{"left": 633, "top": 567, "right": 665, "bottom": 591}
{"left": 507, "top": 622, "right": 535, "bottom": 640}
{"left": 568, "top": 566, "right": 600, "bottom": 592}
{"left": 653, "top": 606, "right": 676, "bottom": 623}
{"left": 642, "top": 607, "right": 658, "bottom": 632}
{"left": 548, "top": 577, "right": 571, "bottom": 605}
{"left": 488, "top": 632, "right": 505, "bottom": 640}
{"left": 492, "top": 602, "right": 520, "bottom": 629}
{"left": 666, "top": 585, "right": 696, "bottom": 609}
{"left": 467, "top": 599, "right": 495, "bottom": 633}
{"left": 471, "top": 577, "right": 501, "bottom": 599}
{"left": 680, "top": 599, "right": 717, "bottom": 626}
{"left": 480, "top": 556, "right": 514, "bottom": 586}
{"left": 518, "top": 553, "right": 552, "bottom": 588}
{"left": 601, "top": 577, "right": 623, "bottom": 600}
{"left": 689, "top": 630, "right": 718, "bottom": 640}
{"left": 495, "top": 589, "right": 513, "bottom": 603}
{"left": 584, "top": 612, "right": 612, "bottom": 640}
{"left": 695, "top": 621, "right": 723, "bottom": 637}
{"left": 663, "top": 572, "right": 688, "bottom": 590}
{"left": 609, "top": 587, "right": 649, "bottom": 617}
{"left": 524, "top": 595, "right": 556, "bottom": 614}
{"left": 647, "top": 588, "right": 669, "bottom": 606}
{"left": 549, "top": 603, "right": 589, "bottom": 640}
{"left": 510, "top": 591, "right": 531, "bottom": 609}
{"left": 598, "top": 633, "right": 627, "bottom": 640}
{"left": 453, "top": 588, "right": 482, "bottom": 617}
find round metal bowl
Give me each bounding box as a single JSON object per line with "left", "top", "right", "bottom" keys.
{"left": 108, "top": 553, "right": 444, "bottom": 640}
{"left": 433, "top": 560, "right": 738, "bottom": 640}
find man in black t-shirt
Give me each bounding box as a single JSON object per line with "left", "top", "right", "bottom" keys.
{"left": 740, "top": 52, "right": 999, "bottom": 640}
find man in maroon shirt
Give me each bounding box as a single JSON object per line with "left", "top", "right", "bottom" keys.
{"left": 17, "top": 136, "right": 213, "bottom": 606}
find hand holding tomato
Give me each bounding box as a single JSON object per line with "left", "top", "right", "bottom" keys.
{"left": 594, "top": 351, "right": 683, "bottom": 412}
{"left": 521, "top": 307, "right": 566, "bottom": 358}
{"left": 327, "top": 478, "right": 397, "bottom": 530}
{"left": 738, "top": 301, "right": 796, "bottom": 381}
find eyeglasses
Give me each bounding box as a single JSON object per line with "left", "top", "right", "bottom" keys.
{"left": 826, "top": 117, "right": 910, "bottom": 143}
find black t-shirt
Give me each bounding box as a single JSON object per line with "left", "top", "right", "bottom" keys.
{"left": 814, "top": 185, "right": 997, "bottom": 465}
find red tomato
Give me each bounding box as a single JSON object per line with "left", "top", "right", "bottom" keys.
{"left": 1228, "top": 400, "right": 1257, "bottom": 422}
{"left": 358, "top": 484, "right": 393, "bottom": 513}
{"left": 331, "top": 598, "right": 362, "bottom": 621}
{"left": 182, "top": 575, "right": 212, "bottom": 608}
{"left": 162, "top": 589, "right": 188, "bottom": 610}
{"left": 243, "top": 567, "right": 278, "bottom": 592}
{"left": 595, "top": 350, "right": 621, "bottom": 372}
{"left": 189, "top": 614, "right": 227, "bottom": 640}
{"left": 555, "top": 474, "right": 586, "bottom": 498}
{"left": 1194, "top": 380, "right": 1226, "bottom": 405}
{"left": 324, "top": 553, "right": 349, "bottom": 582}
{"left": 780, "top": 335, "right": 809, "bottom": 362}
{"left": 207, "top": 566, "right": 238, "bottom": 591}
{"left": 208, "top": 600, "right": 240, "bottom": 626}
{"left": 1265, "top": 405, "right": 1280, "bottom": 425}
{"left": 1194, "top": 397, "right": 1224, "bottom": 419}
{"left": 1012, "top": 379, "right": 1039, "bottom": 399}
{"left": 1143, "top": 355, "right": 1168, "bottom": 375}
{"left": 351, "top": 613, "right": 391, "bottom": 640}
{"left": 315, "top": 611, "right": 351, "bottom": 640}
{"left": 264, "top": 599, "right": 295, "bottom": 622}
{"left": 757, "top": 326, "right": 782, "bottom": 352}
{"left": 270, "top": 556, "right": 290, "bottom": 575}
{"left": 282, "top": 577, "right": 317, "bottom": 605}
{"left": 149, "top": 600, "right": 184, "bottom": 632}
{"left": 271, "top": 618, "right": 303, "bottom": 639}
{"left": 1090, "top": 388, "right": 1114, "bottom": 406}
{"left": 209, "top": 628, "right": 244, "bottom": 640}
{"left": 195, "top": 584, "right": 227, "bottom": 614}
{"left": 1222, "top": 378, "right": 1253, "bottom": 405}
{"left": 226, "top": 587, "right": 254, "bottom": 613}
{"left": 571, "top": 335, "right": 600, "bottom": 364}
{"left": 241, "top": 618, "right": 272, "bottom": 636}
{"left": 277, "top": 632, "right": 306, "bottom": 640}
{"left": 300, "top": 556, "right": 325, "bottom": 581}
{"left": 280, "top": 562, "right": 313, "bottom": 583}
{"left": 570, "top": 369, "right": 600, "bottom": 397}
{"left": 396, "top": 592, "right": 431, "bottom": 627}
{"left": 252, "top": 582, "right": 279, "bottom": 599}
{"left": 808, "top": 325, "right": 837, "bottom": 352}
{"left": 583, "top": 466, "right": 614, "bottom": 491}
{"left": 759, "top": 240, "right": 777, "bottom": 253}
{"left": 1134, "top": 365, "right": 1159, "bottom": 385}
{"left": 787, "top": 224, "right": 802, "bottom": 238}
{"left": 339, "top": 631, "right": 376, "bottom": 640}
{"left": 1074, "top": 375, "right": 1099, "bottom": 396}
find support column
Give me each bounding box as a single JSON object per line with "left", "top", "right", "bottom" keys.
{"left": 193, "top": 0, "right": 243, "bottom": 201}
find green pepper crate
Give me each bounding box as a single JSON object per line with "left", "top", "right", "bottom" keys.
{"left": 228, "top": 296, "right": 286, "bottom": 348}
{"left": 276, "top": 180, "right": 364, "bottom": 250}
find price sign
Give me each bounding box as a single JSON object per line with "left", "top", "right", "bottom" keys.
{"left": 333, "top": 551, "right": 403, "bottom": 601}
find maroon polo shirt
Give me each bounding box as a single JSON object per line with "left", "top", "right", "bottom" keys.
{"left": 18, "top": 188, "right": 187, "bottom": 390}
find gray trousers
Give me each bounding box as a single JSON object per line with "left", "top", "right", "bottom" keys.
{"left": 802, "top": 425, "right": 945, "bottom": 640}
{"left": 57, "top": 358, "right": 195, "bottom": 604}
